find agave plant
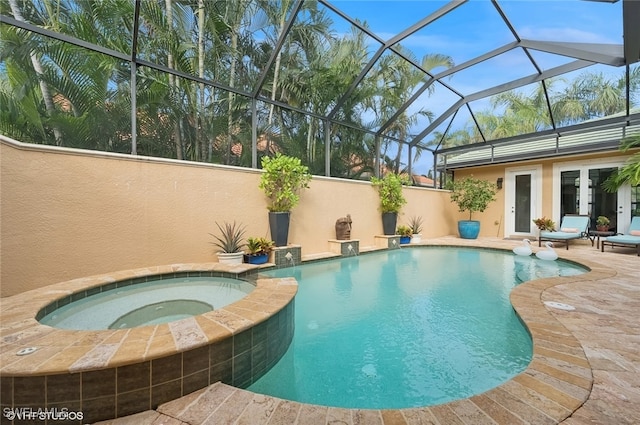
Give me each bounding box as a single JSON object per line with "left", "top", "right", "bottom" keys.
{"left": 408, "top": 215, "right": 423, "bottom": 234}
{"left": 210, "top": 221, "right": 246, "bottom": 253}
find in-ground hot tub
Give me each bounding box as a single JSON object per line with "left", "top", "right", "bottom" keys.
{"left": 0, "top": 264, "right": 297, "bottom": 423}
{"left": 38, "top": 276, "right": 257, "bottom": 330}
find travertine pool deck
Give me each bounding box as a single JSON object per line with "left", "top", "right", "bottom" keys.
{"left": 3, "top": 238, "right": 639, "bottom": 424}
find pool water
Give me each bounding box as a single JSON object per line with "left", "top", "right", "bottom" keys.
{"left": 248, "top": 247, "right": 586, "bottom": 409}
{"left": 39, "top": 277, "right": 255, "bottom": 330}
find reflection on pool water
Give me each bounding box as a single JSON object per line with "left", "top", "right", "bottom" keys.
{"left": 249, "top": 247, "right": 586, "bottom": 409}
{"left": 39, "top": 277, "right": 255, "bottom": 330}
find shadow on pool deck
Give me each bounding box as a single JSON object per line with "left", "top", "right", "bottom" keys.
{"left": 95, "top": 237, "right": 640, "bottom": 425}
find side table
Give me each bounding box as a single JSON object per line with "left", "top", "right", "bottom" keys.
{"left": 589, "top": 230, "right": 614, "bottom": 249}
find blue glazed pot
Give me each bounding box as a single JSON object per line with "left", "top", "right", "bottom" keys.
{"left": 399, "top": 236, "right": 411, "bottom": 244}
{"left": 458, "top": 220, "right": 481, "bottom": 239}
{"left": 244, "top": 253, "right": 269, "bottom": 265}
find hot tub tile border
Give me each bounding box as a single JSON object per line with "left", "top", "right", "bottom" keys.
{"left": 0, "top": 263, "right": 296, "bottom": 423}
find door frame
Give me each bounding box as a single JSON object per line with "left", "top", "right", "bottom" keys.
{"left": 504, "top": 165, "right": 542, "bottom": 238}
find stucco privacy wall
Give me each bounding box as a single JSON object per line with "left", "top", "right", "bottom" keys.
{"left": 1, "top": 137, "right": 453, "bottom": 297}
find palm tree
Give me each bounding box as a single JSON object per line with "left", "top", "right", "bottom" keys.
{"left": 2, "top": 0, "right": 133, "bottom": 150}
{"left": 602, "top": 135, "right": 640, "bottom": 192}
{"left": 7, "top": 0, "right": 64, "bottom": 144}
{"left": 370, "top": 48, "right": 454, "bottom": 173}
{"left": 551, "top": 72, "right": 627, "bottom": 125}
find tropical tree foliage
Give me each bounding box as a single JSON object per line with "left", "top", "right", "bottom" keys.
{"left": 1, "top": 0, "right": 638, "bottom": 181}
{"left": 602, "top": 135, "right": 640, "bottom": 192}
{"left": 2, "top": 0, "right": 442, "bottom": 177}
{"left": 433, "top": 69, "right": 640, "bottom": 148}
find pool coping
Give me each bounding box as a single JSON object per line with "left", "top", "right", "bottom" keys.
{"left": 1, "top": 243, "right": 612, "bottom": 424}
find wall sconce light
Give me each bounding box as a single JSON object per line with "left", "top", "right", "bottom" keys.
{"left": 496, "top": 177, "right": 503, "bottom": 190}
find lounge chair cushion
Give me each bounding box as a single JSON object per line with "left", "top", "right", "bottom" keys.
{"left": 604, "top": 234, "right": 640, "bottom": 245}
{"left": 540, "top": 230, "right": 583, "bottom": 240}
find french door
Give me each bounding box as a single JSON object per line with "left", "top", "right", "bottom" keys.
{"left": 505, "top": 166, "right": 542, "bottom": 237}
{"left": 554, "top": 160, "right": 632, "bottom": 233}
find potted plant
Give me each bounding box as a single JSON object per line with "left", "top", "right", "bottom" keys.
{"left": 408, "top": 215, "right": 423, "bottom": 244}
{"left": 533, "top": 217, "right": 555, "bottom": 231}
{"left": 396, "top": 225, "right": 412, "bottom": 244}
{"left": 210, "top": 221, "right": 246, "bottom": 264}
{"left": 244, "top": 237, "right": 275, "bottom": 265}
{"left": 596, "top": 215, "right": 610, "bottom": 232}
{"left": 259, "top": 153, "right": 312, "bottom": 247}
{"left": 371, "top": 173, "right": 409, "bottom": 235}
{"left": 447, "top": 176, "right": 497, "bottom": 239}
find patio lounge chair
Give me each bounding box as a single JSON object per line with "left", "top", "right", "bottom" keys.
{"left": 601, "top": 216, "right": 640, "bottom": 256}
{"left": 538, "top": 214, "right": 590, "bottom": 250}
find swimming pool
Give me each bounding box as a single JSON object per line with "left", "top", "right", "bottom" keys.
{"left": 248, "top": 246, "right": 586, "bottom": 409}
{"left": 39, "top": 276, "right": 255, "bottom": 330}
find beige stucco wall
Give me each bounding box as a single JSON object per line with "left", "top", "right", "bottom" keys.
{"left": 0, "top": 138, "right": 454, "bottom": 297}
{"left": 3, "top": 135, "right": 632, "bottom": 297}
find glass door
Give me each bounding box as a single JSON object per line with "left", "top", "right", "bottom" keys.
{"left": 505, "top": 166, "right": 541, "bottom": 237}
{"left": 560, "top": 170, "right": 580, "bottom": 216}
{"left": 588, "top": 168, "right": 618, "bottom": 231}
{"left": 514, "top": 174, "right": 532, "bottom": 232}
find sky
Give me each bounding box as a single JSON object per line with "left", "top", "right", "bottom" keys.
{"left": 319, "top": 0, "right": 625, "bottom": 175}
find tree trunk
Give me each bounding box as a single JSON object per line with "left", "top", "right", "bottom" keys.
{"left": 165, "top": 0, "right": 183, "bottom": 160}
{"left": 9, "top": 0, "right": 63, "bottom": 145}
{"left": 267, "top": 12, "right": 287, "bottom": 126}
{"left": 197, "top": 0, "right": 205, "bottom": 161}
{"left": 225, "top": 1, "right": 242, "bottom": 165}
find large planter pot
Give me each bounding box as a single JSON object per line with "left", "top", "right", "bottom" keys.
{"left": 382, "top": 212, "right": 397, "bottom": 236}
{"left": 458, "top": 220, "right": 481, "bottom": 239}
{"left": 217, "top": 252, "right": 244, "bottom": 264}
{"left": 410, "top": 234, "right": 422, "bottom": 244}
{"left": 244, "top": 253, "right": 269, "bottom": 265}
{"left": 269, "top": 211, "right": 291, "bottom": 247}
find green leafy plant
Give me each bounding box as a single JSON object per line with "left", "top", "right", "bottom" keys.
{"left": 602, "top": 135, "right": 640, "bottom": 192}
{"left": 371, "top": 173, "right": 409, "bottom": 213}
{"left": 259, "top": 153, "right": 312, "bottom": 212}
{"left": 210, "top": 221, "right": 246, "bottom": 253}
{"left": 246, "top": 237, "right": 275, "bottom": 256}
{"left": 396, "top": 225, "right": 413, "bottom": 237}
{"left": 408, "top": 215, "right": 423, "bottom": 234}
{"left": 596, "top": 215, "right": 610, "bottom": 231}
{"left": 533, "top": 217, "right": 555, "bottom": 231}
{"left": 447, "top": 176, "right": 497, "bottom": 220}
